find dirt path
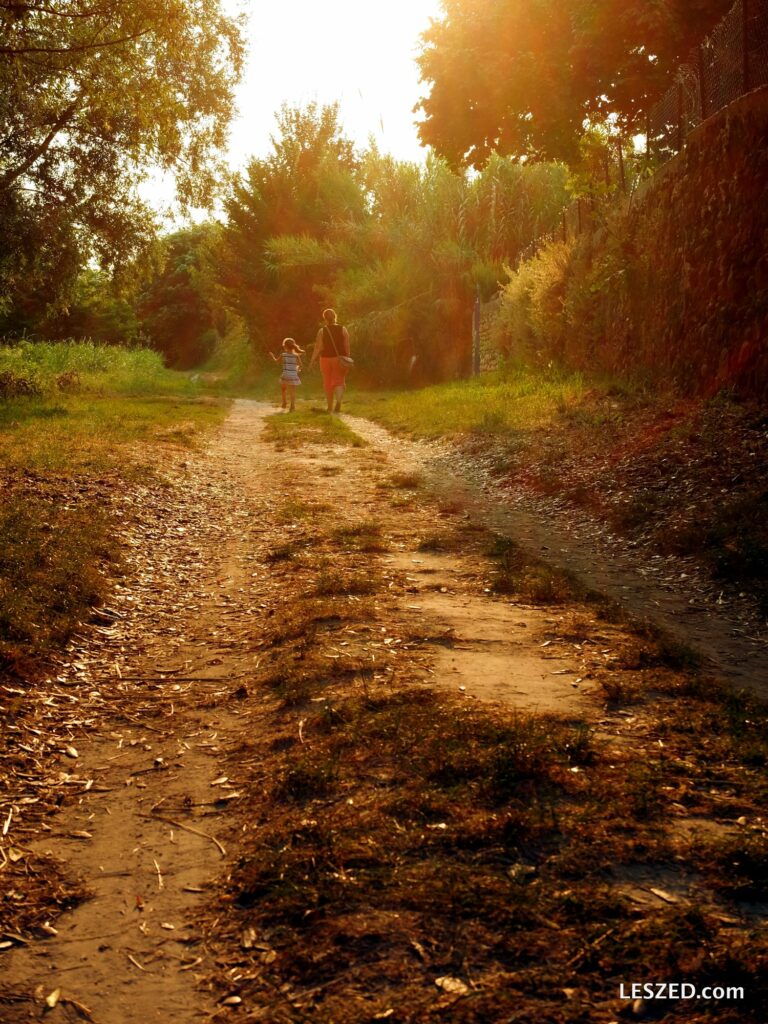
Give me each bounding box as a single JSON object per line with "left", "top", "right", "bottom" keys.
{"left": 346, "top": 415, "right": 768, "bottom": 696}
{"left": 2, "top": 400, "right": 765, "bottom": 1023}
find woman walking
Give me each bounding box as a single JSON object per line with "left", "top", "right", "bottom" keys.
{"left": 270, "top": 338, "right": 304, "bottom": 411}
{"left": 308, "top": 308, "right": 351, "bottom": 413}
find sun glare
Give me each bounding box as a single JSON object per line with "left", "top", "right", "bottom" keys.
{"left": 227, "top": 0, "right": 443, "bottom": 166}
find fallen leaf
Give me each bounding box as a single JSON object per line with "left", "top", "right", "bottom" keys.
{"left": 45, "top": 988, "right": 62, "bottom": 1009}
{"left": 435, "top": 976, "right": 469, "bottom": 996}
{"left": 649, "top": 887, "right": 679, "bottom": 904}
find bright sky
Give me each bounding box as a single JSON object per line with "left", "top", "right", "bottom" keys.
{"left": 228, "top": 0, "right": 443, "bottom": 166}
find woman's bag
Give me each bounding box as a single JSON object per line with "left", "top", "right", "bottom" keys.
{"left": 324, "top": 325, "right": 354, "bottom": 367}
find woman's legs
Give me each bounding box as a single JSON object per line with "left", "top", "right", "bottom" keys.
{"left": 320, "top": 357, "right": 348, "bottom": 412}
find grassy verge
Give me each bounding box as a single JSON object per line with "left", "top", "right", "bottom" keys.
{"left": 345, "top": 368, "right": 591, "bottom": 438}
{"left": 0, "top": 340, "right": 228, "bottom": 672}
{"left": 348, "top": 373, "right": 768, "bottom": 614}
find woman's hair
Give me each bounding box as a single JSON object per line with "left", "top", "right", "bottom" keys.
{"left": 322, "top": 308, "right": 337, "bottom": 324}
{"left": 282, "top": 337, "right": 304, "bottom": 353}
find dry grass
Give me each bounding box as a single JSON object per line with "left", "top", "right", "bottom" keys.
{"left": 198, "top": 503, "right": 768, "bottom": 1023}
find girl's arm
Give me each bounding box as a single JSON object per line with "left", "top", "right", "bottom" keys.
{"left": 269, "top": 352, "right": 279, "bottom": 363}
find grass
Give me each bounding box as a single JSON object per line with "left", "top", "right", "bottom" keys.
{"left": 0, "top": 394, "right": 225, "bottom": 472}
{"left": 488, "top": 534, "right": 575, "bottom": 604}
{"left": 0, "top": 339, "right": 198, "bottom": 396}
{"left": 264, "top": 408, "right": 366, "bottom": 448}
{"left": 345, "top": 369, "right": 590, "bottom": 438}
{"left": 0, "top": 340, "right": 228, "bottom": 670}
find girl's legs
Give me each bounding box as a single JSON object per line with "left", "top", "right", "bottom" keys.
{"left": 281, "top": 382, "right": 287, "bottom": 409}
{"left": 286, "top": 384, "right": 296, "bottom": 411}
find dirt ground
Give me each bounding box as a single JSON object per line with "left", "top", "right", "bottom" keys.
{"left": 1, "top": 400, "right": 766, "bottom": 1023}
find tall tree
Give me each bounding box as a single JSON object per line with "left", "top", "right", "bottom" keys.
{"left": 416, "top": 0, "right": 732, "bottom": 166}
{"left": 0, "top": 0, "right": 244, "bottom": 316}
{"left": 221, "top": 103, "right": 365, "bottom": 348}
{"left": 138, "top": 226, "right": 224, "bottom": 369}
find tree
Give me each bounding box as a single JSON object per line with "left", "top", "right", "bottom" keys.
{"left": 0, "top": 0, "right": 244, "bottom": 315}
{"left": 415, "top": 0, "right": 732, "bottom": 166}
{"left": 221, "top": 103, "right": 365, "bottom": 348}
{"left": 138, "top": 226, "right": 225, "bottom": 369}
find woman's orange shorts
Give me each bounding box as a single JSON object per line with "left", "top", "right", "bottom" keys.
{"left": 319, "top": 356, "right": 349, "bottom": 390}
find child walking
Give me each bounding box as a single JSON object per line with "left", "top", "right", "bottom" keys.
{"left": 270, "top": 338, "right": 304, "bottom": 411}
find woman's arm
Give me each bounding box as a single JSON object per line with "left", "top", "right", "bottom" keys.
{"left": 307, "top": 329, "right": 323, "bottom": 369}
{"left": 341, "top": 326, "right": 350, "bottom": 356}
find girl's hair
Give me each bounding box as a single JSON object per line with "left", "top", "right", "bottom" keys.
{"left": 322, "top": 308, "right": 337, "bottom": 324}
{"left": 282, "top": 337, "right": 304, "bottom": 354}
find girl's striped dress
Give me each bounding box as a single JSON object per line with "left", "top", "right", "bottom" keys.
{"left": 280, "top": 351, "right": 301, "bottom": 385}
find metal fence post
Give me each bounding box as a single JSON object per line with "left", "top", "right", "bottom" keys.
{"left": 617, "top": 137, "right": 626, "bottom": 193}
{"left": 472, "top": 287, "right": 481, "bottom": 376}
{"left": 677, "top": 79, "right": 685, "bottom": 153}
{"left": 743, "top": 0, "right": 751, "bottom": 92}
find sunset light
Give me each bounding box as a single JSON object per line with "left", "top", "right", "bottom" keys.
{"left": 3, "top": 1, "right": 767, "bottom": 1018}
{"left": 227, "top": 0, "right": 443, "bottom": 165}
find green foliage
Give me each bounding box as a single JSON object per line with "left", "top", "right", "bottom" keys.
{"left": 222, "top": 109, "right": 569, "bottom": 387}
{"left": 415, "top": 0, "right": 732, "bottom": 165}
{"left": 39, "top": 270, "right": 142, "bottom": 347}
{"left": 492, "top": 89, "right": 768, "bottom": 399}
{"left": 221, "top": 103, "right": 363, "bottom": 348}
{"left": 0, "top": 0, "right": 244, "bottom": 319}
{"left": 138, "top": 226, "right": 225, "bottom": 369}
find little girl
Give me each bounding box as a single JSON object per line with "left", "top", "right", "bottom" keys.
{"left": 270, "top": 338, "right": 304, "bottom": 411}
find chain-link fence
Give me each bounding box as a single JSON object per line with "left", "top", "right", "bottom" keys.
{"left": 649, "top": 0, "right": 768, "bottom": 164}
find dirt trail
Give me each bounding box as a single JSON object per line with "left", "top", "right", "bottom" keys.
{"left": 2, "top": 399, "right": 764, "bottom": 1023}
{"left": 346, "top": 414, "right": 768, "bottom": 696}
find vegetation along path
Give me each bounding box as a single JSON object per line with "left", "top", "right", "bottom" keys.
{"left": 2, "top": 400, "right": 767, "bottom": 1022}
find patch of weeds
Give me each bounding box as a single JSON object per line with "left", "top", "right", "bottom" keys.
{"left": 623, "top": 761, "right": 666, "bottom": 820}
{"left": 331, "top": 519, "right": 387, "bottom": 553}
{"left": 264, "top": 539, "right": 306, "bottom": 563}
{"left": 417, "top": 530, "right": 463, "bottom": 553}
{"left": 599, "top": 675, "right": 632, "bottom": 706}
{"left": 274, "top": 499, "right": 329, "bottom": 524}
{"left": 390, "top": 494, "right": 414, "bottom": 509}
{"left": 314, "top": 565, "right": 380, "bottom": 596}
{"left": 689, "top": 833, "right": 768, "bottom": 901}
{"left": 0, "top": 369, "right": 42, "bottom": 397}
{"left": 264, "top": 410, "right": 366, "bottom": 448}
{"left": 273, "top": 755, "right": 338, "bottom": 802}
{"left": 488, "top": 535, "right": 573, "bottom": 603}
{"left": 389, "top": 470, "right": 421, "bottom": 489}
{"left": 0, "top": 489, "right": 118, "bottom": 659}
{"left": 644, "top": 636, "right": 703, "bottom": 673}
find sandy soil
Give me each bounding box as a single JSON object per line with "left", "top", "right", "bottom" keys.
{"left": 2, "top": 400, "right": 764, "bottom": 1022}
